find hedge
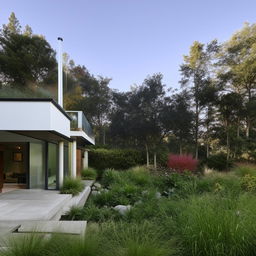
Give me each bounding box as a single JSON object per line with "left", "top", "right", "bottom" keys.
{"left": 89, "top": 148, "right": 146, "bottom": 170}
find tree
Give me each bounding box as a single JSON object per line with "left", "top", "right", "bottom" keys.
{"left": 110, "top": 73, "right": 168, "bottom": 167}
{"left": 218, "top": 23, "right": 256, "bottom": 138}
{"left": 180, "top": 41, "right": 208, "bottom": 159}
{"left": 64, "top": 65, "right": 112, "bottom": 144}
{"left": 2, "top": 12, "right": 21, "bottom": 36}
{"left": 23, "top": 25, "right": 33, "bottom": 37}
{"left": 218, "top": 92, "right": 244, "bottom": 160}
{"left": 180, "top": 40, "right": 220, "bottom": 159}
{"left": 162, "top": 90, "right": 194, "bottom": 155}
{"left": 0, "top": 33, "right": 56, "bottom": 88}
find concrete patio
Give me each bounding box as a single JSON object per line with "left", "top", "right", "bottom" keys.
{"left": 0, "top": 189, "right": 72, "bottom": 221}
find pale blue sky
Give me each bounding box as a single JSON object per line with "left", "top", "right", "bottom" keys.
{"left": 1, "top": 0, "right": 256, "bottom": 91}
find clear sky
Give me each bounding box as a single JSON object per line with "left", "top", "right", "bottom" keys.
{"left": 1, "top": 0, "right": 256, "bottom": 91}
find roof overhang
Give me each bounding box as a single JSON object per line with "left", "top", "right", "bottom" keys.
{"left": 70, "top": 130, "right": 95, "bottom": 146}
{"left": 0, "top": 99, "right": 71, "bottom": 139}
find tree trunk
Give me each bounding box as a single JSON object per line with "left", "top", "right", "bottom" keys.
{"left": 206, "top": 118, "right": 209, "bottom": 158}
{"left": 246, "top": 118, "right": 250, "bottom": 138}
{"left": 206, "top": 143, "right": 209, "bottom": 158}
{"left": 153, "top": 152, "right": 157, "bottom": 169}
{"left": 103, "top": 126, "right": 106, "bottom": 145}
{"left": 246, "top": 89, "right": 252, "bottom": 138}
{"left": 179, "top": 143, "right": 183, "bottom": 155}
{"left": 145, "top": 144, "right": 149, "bottom": 167}
{"left": 195, "top": 101, "right": 199, "bottom": 159}
{"left": 226, "top": 123, "right": 230, "bottom": 161}
{"left": 237, "top": 118, "right": 240, "bottom": 138}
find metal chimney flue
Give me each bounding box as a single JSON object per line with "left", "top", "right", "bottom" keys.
{"left": 57, "top": 37, "right": 63, "bottom": 108}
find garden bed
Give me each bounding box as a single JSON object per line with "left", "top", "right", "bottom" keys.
{"left": 4, "top": 164, "right": 256, "bottom": 256}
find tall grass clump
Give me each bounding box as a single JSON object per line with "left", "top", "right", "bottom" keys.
{"left": 100, "top": 221, "right": 177, "bottom": 256}
{"left": 101, "top": 169, "right": 123, "bottom": 187}
{"left": 60, "top": 177, "right": 84, "bottom": 196}
{"left": 126, "top": 166, "right": 153, "bottom": 187}
{"left": 1, "top": 234, "right": 46, "bottom": 256}
{"left": 81, "top": 167, "right": 97, "bottom": 180}
{"left": 42, "top": 227, "right": 103, "bottom": 256}
{"left": 177, "top": 194, "right": 256, "bottom": 256}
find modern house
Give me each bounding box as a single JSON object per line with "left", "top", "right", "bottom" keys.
{"left": 0, "top": 98, "right": 95, "bottom": 192}
{"left": 0, "top": 38, "right": 94, "bottom": 193}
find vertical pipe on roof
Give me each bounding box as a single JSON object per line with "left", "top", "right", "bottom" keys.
{"left": 57, "top": 37, "right": 63, "bottom": 108}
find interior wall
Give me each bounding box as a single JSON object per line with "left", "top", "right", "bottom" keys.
{"left": 3, "top": 145, "right": 26, "bottom": 174}
{"left": 0, "top": 143, "right": 28, "bottom": 184}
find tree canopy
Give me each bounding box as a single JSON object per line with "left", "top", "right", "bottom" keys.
{"left": 1, "top": 13, "right": 256, "bottom": 164}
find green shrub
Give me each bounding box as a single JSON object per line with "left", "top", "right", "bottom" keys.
{"left": 155, "top": 172, "right": 197, "bottom": 198}
{"left": 101, "top": 169, "right": 122, "bottom": 187}
{"left": 60, "top": 177, "right": 84, "bottom": 196}
{"left": 89, "top": 148, "right": 146, "bottom": 170}
{"left": 233, "top": 165, "right": 256, "bottom": 177}
{"left": 65, "top": 204, "right": 120, "bottom": 222}
{"left": 63, "top": 206, "right": 84, "bottom": 220}
{"left": 92, "top": 188, "right": 136, "bottom": 207}
{"left": 195, "top": 172, "right": 242, "bottom": 196}
{"left": 81, "top": 167, "right": 97, "bottom": 180}
{"left": 126, "top": 166, "right": 153, "bottom": 187}
{"left": 204, "top": 153, "right": 233, "bottom": 171}
{"left": 241, "top": 174, "right": 256, "bottom": 192}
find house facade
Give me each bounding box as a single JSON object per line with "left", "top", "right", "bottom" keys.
{"left": 0, "top": 98, "right": 95, "bottom": 192}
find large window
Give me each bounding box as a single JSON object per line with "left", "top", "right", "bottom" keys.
{"left": 29, "top": 142, "right": 45, "bottom": 189}
{"left": 47, "top": 143, "right": 58, "bottom": 189}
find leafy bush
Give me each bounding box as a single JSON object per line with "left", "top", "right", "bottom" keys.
{"left": 89, "top": 148, "right": 146, "bottom": 170}
{"left": 233, "top": 164, "right": 256, "bottom": 177}
{"left": 167, "top": 154, "right": 198, "bottom": 173}
{"left": 194, "top": 172, "right": 241, "bottom": 195}
{"left": 126, "top": 166, "right": 153, "bottom": 187}
{"left": 60, "top": 177, "right": 84, "bottom": 196}
{"left": 241, "top": 174, "right": 256, "bottom": 192}
{"left": 101, "top": 169, "right": 122, "bottom": 187}
{"left": 204, "top": 153, "right": 233, "bottom": 171}
{"left": 65, "top": 204, "right": 120, "bottom": 222}
{"left": 92, "top": 183, "right": 142, "bottom": 207}
{"left": 81, "top": 167, "right": 97, "bottom": 180}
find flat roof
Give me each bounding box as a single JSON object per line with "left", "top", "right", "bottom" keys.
{"left": 0, "top": 98, "right": 71, "bottom": 121}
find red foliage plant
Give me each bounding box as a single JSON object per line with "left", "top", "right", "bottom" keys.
{"left": 167, "top": 154, "right": 198, "bottom": 173}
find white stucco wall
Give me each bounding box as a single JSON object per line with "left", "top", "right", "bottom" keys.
{"left": 0, "top": 101, "right": 70, "bottom": 138}
{"left": 70, "top": 130, "right": 95, "bottom": 145}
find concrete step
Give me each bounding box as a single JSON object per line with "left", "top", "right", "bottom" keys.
{"left": 61, "top": 180, "right": 94, "bottom": 215}
{"left": 18, "top": 220, "right": 87, "bottom": 236}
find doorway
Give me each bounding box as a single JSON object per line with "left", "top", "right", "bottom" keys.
{"left": 0, "top": 143, "right": 28, "bottom": 192}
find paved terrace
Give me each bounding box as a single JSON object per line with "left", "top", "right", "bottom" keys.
{"left": 0, "top": 189, "right": 72, "bottom": 221}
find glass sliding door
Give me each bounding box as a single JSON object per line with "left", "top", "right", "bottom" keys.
{"left": 64, "top": 145, "right": 69, "bottom": 177}
{"left": 47, "top": 143, "right": 58, "bottom": 189}
{"left": 29, "top": 142, "right": 45, "bottom": 189}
